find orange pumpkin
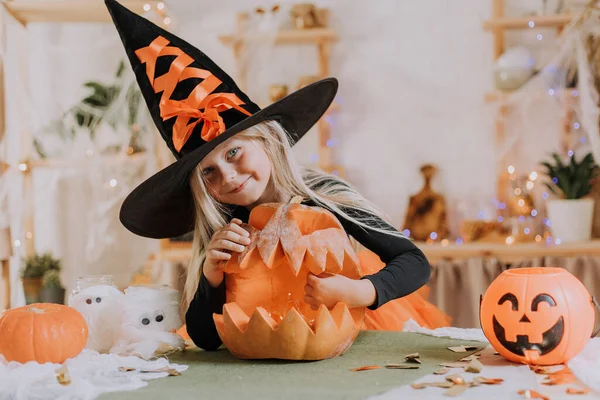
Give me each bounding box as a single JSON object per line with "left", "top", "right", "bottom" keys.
{"left": 0, "top": 303, "right": 88, "bottom": 364}
{"left": 480, "top": 267, "right": 597, "bottom": 365}
{"left": 213, "top": 196, "right": 365, "bottom": 360}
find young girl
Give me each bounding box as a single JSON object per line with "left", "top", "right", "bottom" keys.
{"left": 105, "top": 0, "right": 450, "bottom": 352}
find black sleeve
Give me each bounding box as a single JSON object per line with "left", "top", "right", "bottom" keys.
{"left": 185, "top": 271, "right": 226, "bottom": 351}
{"left": 335, "top": 208, "right": 431, "bottom": 310}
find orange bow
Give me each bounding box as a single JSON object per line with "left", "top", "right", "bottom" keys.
{"left": 135, "top": 36, "right": 251, "bottom": 152}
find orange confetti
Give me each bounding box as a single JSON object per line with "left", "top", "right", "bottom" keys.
{"left": 518, "top": 389, "right": 550, "bottom": 400}
{"left": 350, "top": 365, "right": 381, "bottom": 372}
{"left": 566, "top": 387, "right": 590, "bottom": 395}
{"left": 475, "top": 377, "right": 504, "bottom": 385}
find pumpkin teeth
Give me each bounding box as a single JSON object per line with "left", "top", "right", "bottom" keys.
{"left": 214, "top": 302, "right": 362, "bottom": 360}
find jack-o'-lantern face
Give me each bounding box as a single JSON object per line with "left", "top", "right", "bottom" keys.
{"left": 492, "top": 292, "right": 563, "bottom": 357}
{"left": 480, "top": 267, "right": 596, "bottom": 366}
{"left": 212, "top": 196, "right": 365, "bottom": 361}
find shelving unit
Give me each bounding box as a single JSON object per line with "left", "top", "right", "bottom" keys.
{"left": 218, "top": 12, "right": 342, "bottom": 177}
{"left": 482, "top": 0, "right": 575, "bottom": 208}
{"left": 0, "top": 0, "right": 161, "bottom": 309}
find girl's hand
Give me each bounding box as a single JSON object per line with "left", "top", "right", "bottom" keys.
{"left": 303, "top": 273, "right": 377, "bottom": 310}
{"left": 203, "top": 218, "right": 251, "bottom": 287}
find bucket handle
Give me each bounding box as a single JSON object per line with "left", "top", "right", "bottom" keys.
{"left": 592, "top": 297, "right": 600, "bottom": 338}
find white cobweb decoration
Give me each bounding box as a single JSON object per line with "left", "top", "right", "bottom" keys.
{"left": 498, "top": 5, "right": 600, "bottom": 166}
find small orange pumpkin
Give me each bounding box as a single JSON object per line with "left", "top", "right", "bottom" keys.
{"left": 213, "top": 196, "right": 365, "bottom": 360}
{"left": 480, "top": 267, "right": 597, "bottom": 365}
{"left": 0, "top": 303, "right": 88, "bottom": 364}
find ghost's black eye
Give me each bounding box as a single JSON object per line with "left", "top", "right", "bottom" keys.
{"left": 95, "top": 297, "right": 102, "bottom": 303}
{"left": 142, "top": 318, "right": 150, "bottom": 325}
{"left": 156, "top": 315, "right": 164, "bottom": 323}
{"left": 86, "top": 298, "right": 92, "bottom": 305}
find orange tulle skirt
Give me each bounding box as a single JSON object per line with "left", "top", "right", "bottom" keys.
{"left": 358, "top": 249, "right": 452, "bottom": 331}
{"left": 177, "top": 250, "right": 451, "bottom": 340}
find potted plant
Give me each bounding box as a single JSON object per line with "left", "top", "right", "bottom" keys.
{"left": 540, "top": 151, "right": 600, "bottom": 242}
{"left": 40, "top": 269, "right": 66, "bottom": 304}
{"left": 20, "top": 252, "right": 61, "bottom": 304}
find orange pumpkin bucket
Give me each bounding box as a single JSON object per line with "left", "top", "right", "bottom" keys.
{"left": 480, "top": 267, "right": 599, "bottom": 365}
{"left": 213, "top": 197, "right": 365, "bottom": 360}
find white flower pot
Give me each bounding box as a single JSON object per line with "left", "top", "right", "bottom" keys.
{"left": 546, "top": 199, "right": 595, "bottom": 243}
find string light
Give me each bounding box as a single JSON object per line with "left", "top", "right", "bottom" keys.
{"left": 542, "top": 192, "right": 549, "bottom": 199}
{"left": 429, "top": 232, "right": 438, "bottom": 240}
{"left": 514, "top": 188, "right": 522, "bottom": 195}
{"left": 580, "top": 137, "right": 587, "bottom": 144}
{"left": 555, "top": 238, "right": 562, "bottom": 245}
{"left": 529, "top": 171, "right": 538, "bottom": 181}
{"left": 574, "top": 122, "right": 580, "bottom": 129}
{"left": 544, "top": 218, "right": 552, "bottom": 226}
{"left": 164, "top": 17, "right": 172, "bottom": 25}
{"left": 531, "top": 209, "right": 538, "bottom": 217}
{"left": 546, "top": 236, "right": 553, "bottom": 244}
{"left": 507, "top": 165, "right": 515, "bottom": 174}
{"left": 441, "top": 239, "right": 449, "bottom": 247}
{"left": 537, "top": 34, "right": 543, "bottom": 40}
{"left": 25, "top": 232, "right": 32, "bottom": 239}
{"left": 535, "top": 235, "right": 542, "bottom": 242}
{"left": 455, "top": 238, "right": 464, "bottom": 245}
{"left": 157, "top": 2, "right": 165, "bottom": 10}
{"left": 310, "top": 154, "right": 319, "bottom": 162}
{"left": 497, "top": 216, "right": 504, "bottom": 223}
{"left": 568, "top": 149, "right": 574, "bottom": 157}
{"left": 552, "top": 177, "right": 558, "bottom": 184}
{"left": 528, "top": 21, "right": 535, "bottom": 28}
{"left": 506, "top": 236, "right": 515, "bottom": 245}
{"left": 109, "top": 179, "right": 118, "bottom": 187}
{"left": 573, "top": 90, "right": 579, "bottom": 97}
{"left": 548, "top": 88, "right": 555, "bottom": 96}
{"left": 18, "top": 163, "right": 28, "bottom": 172}
{"left": 402, "top": 229, "right": 411, "bottom": 236}
{"left": 524, "top": 228, "right": 531, "bottom": 234}
{"left": 14, "top": 240, "right": 21, "bottom": 247}
{"left": 518, "top": 199, "right": 525, "bottom": 207}
{"left": 526, "top": 180, "right": 534, "bottom": 190}
{"left": 143, "top": 3, "right": 151, "bottom": 11}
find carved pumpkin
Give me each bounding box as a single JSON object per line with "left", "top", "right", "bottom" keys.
{"left": 480, "top": 267, "right": 596, "bottom": 365}
{"left": 0, "top": 303, "right": 88, "bottom": 364}
{"left": 213, "top": 196, "right": 365, "bottom": 360}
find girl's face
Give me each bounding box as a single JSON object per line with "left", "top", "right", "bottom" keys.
{"left": 199, "top": 136, "right": 273, "bottom": 208}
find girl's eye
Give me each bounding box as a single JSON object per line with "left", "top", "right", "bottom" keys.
{"left": 202, "top": 167, "right": 213, "bottom": 175}
{"left": 227, "top": 147, "right": 240, "bottom": 159}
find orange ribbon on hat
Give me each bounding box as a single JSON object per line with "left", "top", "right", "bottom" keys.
{"left": 135, "top": 36, "right": 251, "bottom": 152}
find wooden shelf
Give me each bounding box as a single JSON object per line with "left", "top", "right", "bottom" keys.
{"left": 219, "top": 28, "right": 338, "bottom": 46}
{"left": 483, "top": 14, "right": 573, "bottom": 30}
{"left": 485, "top": 88, "right": 579, "bottom": 102}
{"left": 2, "top": 0, "right": 156, "bottom": 24}
{"left": 417, "top": 239, "right": 600, "bottom": 264}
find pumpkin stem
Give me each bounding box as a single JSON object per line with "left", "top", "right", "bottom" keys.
{"left": 290, "top": 195, "right": 303, "bottom": 204}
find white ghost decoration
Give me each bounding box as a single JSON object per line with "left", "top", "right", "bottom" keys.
{"left": 68, "top": 285, "right": 124, "bottom": 353}
{"left": 110, "top": 285, "right": 185, "bottom": 360}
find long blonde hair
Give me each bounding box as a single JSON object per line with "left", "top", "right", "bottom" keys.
{"left": 183, "top": 120, "right": 407, "bottom": 310}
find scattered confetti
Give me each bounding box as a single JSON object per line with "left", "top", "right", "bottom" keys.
{"left": 445, "top": 384, "right": 469, "bottom": 397}
{"left": 446, "top": 374, "right": 466, "bottom": 385}
{"left": 405, "top": 353, "right": 421, "bottom": 364}
{"left": 518, "top": 389, "right": 550, "bottom": 400}
{"left": 433, "top": 368, "right": 448, "bottom": 375}
{"left": 459, "top": 354, "right": 480, "bottom": 362}
{"left": 411, "top": 381, "right": 454, "bottom": 389}
{"left": 447, "top": 345, "right": 480, "bottom": 353}
{"left": 566, "top": 387, "right": 590, "bottom": 395}
{"left": 439, "top": 362, "right": 468, "bottom": 368}
{"left": 55, "top": 365, "right": 71, "bottom": 386}
{"left": 350, "top": 365, "right": 381, "bottom": 372}
{"left": 385, "top": 364, "right": 419, "bottom": 369}
{"left": 474, "top": 377, "right": 504, "bottom": 385}
{"left": 119, "top": 367, "right": 136, "bottom": 372}
{"left": 465, "top": 359, "right": 484, "bottom": 373}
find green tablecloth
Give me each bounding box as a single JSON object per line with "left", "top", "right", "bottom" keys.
{"left": 100, "top": 331, "right": 486, "bottom": 400}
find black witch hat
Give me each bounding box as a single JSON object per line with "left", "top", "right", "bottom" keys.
{"left": 105, "top": 0, "right": 337, "bottom": 239}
